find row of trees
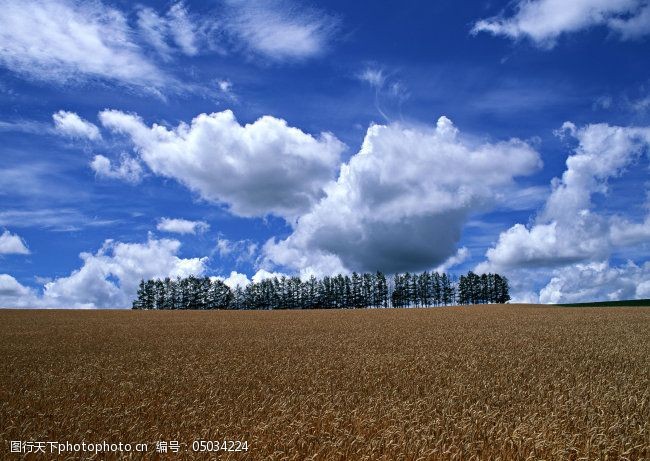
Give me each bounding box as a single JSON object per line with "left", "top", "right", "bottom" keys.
{"left": 132, "top": 271, "right": 509, "bottom": 310}
{"left": 458, "top": 272, "right": 511, "bottom": 305}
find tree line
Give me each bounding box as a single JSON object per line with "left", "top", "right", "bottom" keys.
{"left": 132, "top": 271, "right": 509, "bottom": 310}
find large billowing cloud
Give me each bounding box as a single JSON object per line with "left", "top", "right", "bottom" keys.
{"left": 472, "top": 0, "right": 650, "bottom": 46}
{"left": 0, "top": 0, "right": 166, "bottom": 87}
{"left": 477, "top": 121, "right": 650, "bottom": 302}
{"left": 539, "top": 261, "right": 650, "bottom": 304}
{"left": 99, "top": 109, "right": 345, "bottom": 220}
{"left": 0, "top": 236, "right": 207, "bottom": 308}
{"left": 478, "top": 122, "right": 650, "bottom": 274}
{"left": 262, "top": 116, "right": 542, "bottom": 277}
{"left": 0, "top": 274, "right": 38, "bottom": 307}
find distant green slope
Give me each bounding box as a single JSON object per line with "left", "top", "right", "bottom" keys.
{"left": 556, "top": 299, "right": 650, "bottom": 307}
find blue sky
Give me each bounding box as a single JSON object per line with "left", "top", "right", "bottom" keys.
{"left": 1, "top": 0, "right": 650, "bottom": 307}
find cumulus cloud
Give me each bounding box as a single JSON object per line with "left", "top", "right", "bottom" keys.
{"left": 90, "top": 154, "right": 143, "bottom": 184}
{"left": 472, "top": 0, "right": 650, "bottom": 46}
{"left": 99, "top": 109, "right": 345, "bottom": 219}
{"left": 478, "top": 122, "right": 650, "bottom": 274}
{"left": 212, "top": 268, "right": 288, "bottom": 290}
{"left": 539, "top": 261, "right": 650, "bottom": 303}
{"left": 225, "top": 0, "right": 338, "bottom": 60}
{"left": 251, "top": 268, "right": 287, "bottom": 283}
{"left": 0, "top": 230, "right": 30, "bottom": 255}
{"left": 52, "top": 110, "right": 101, "bottom": 140}
{"left": 0, "top": 274, "right": 38, "bottom": 307}
{"left": 157, "top": 218, "right": 209, "bottom": 235}
{"left": 0, "top": 0, "right": 166, "bottom": 87}
{"left": 215, "top": 271, "right": 250, "bottom": 289}
{"left": 610, "top": 216, "right": 650, "bottom": 246}
{"left": 262, "top": 116, "right": 541, "bottom": 277}
{"left": 0, "top": 236, "right": 207, "bottom": 308}
{"left": 476, "top": 121, "right": 650, "bottom": 303}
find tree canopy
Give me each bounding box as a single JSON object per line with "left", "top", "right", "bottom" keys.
{"left": 132, "top": 271, "right": 509, "bottom": 310}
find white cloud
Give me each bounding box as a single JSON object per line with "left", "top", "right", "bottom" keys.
{"left": 215, "top": 237, "right": 257, "bottom": 264}
{"left": 358, "top": 68, "right": 385, "bottom": 88}
{"left": 476, "top": 121, "right": 650, "bottom": 303}
{"left": 610, "top": 216, "right": 650, "bottom": 246}
{"left": 631, "top": 95, "right": 650, "bottom": 113}
{"left": 434, "top": 247, "right": 470, "bottom": 273}
{"left": 136, "top": 2, "right": 200, "bottom": 60}
{"left": 539, "top": 261, "right": 650, "bottom": 304}
{"left": 167, "top": 2, "right": 198, "bottom": 56}
{"left": 217, "top": 79, "right": 233, "bottom": 93}
{"left": 157, "top": 218, "right": 209, "bottom": 235}
{"left": 251, "top": 268, "right": 287, "bottom": 283}
{"left": 262, "top": 116, "right": 541, "bottom": 277}
{"left": 478, "top": 122, "right": 650, "bottom": 274}
{"left": 215, "top": 79, "right": 237, "bottom": 101}
{"left": 216, "top": 238, "right": 235, "bottom": 257}
{"left": 0, "top": 119, "right": 51, "bottom": 134}
{"left": 0, "top": 209, "right": 115, "bottom": 232}
{"left": 0, "top": 0, "right": 166, "bottom": 87}
{"left": 609, "top": 2, "right": 650, "bottom": 40}
{"left": 40, "top": 237, "right": 207, "bottom": 308}
{"left": 472, "top": 0, "right": 650, "bottom": 47}
{"left": 216, "top": 270, "right": 250, "bottom": 289}
{"left": 90, "top": 154, "right": 143, "bottom": 184}
{"left": 225, "top": 0, "right": 337, "bottom": 60}
{"left": 99, "top": 109, "right": 345, "bottom": 219}
{"left": 0, "top": 236, "right": 208, "bottom": 308}
{"left": 213, "top": 268, "right": 288, "bottom": 289}
{"left": 0, "top": 274, "right": 39, "bottom": 308}
{"left": 479, "top": 218, "right": 609, "bottom": 271}
{"left": 137, "top": 7, "right": 174, "bottom": 60}
{"left": 357, "top": 66, "right": 410, "bottom": 121}
{"left": 0, "top": 230, "right": 30, "bottom": 255}
{"left": 53, "top": 110, "right": 101, "bottom": 140}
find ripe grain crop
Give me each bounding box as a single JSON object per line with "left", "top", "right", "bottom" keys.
{"left": 1, "top": 306, "right": 649, "bottom": 460}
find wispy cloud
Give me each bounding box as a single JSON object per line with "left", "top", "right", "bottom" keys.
{"left": 0, "top": 0, "right": 167, "bottom": 88}
{"left": 357, "top": 66, "right": 410, "bottom": 122}
{"left": 0, "top": 119, "right": 52, "bottom": 135}
{"left": 472, "top": 0, "right": 650, "bottom": 47}
{"left": 137, "top": 1, "right": 204, "bottom": 61}
{"left": 0, "top": 209, "right": 117, "bottom": 232}
{"left": 215, "top": 236, "right": 259, "bottom": 267}
{"left": 224, "top": 0, "right": 338, "bottom": 60}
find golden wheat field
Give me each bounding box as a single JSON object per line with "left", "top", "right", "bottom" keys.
{"left": 1, "top": 306, "right": 649, "bottom": 460}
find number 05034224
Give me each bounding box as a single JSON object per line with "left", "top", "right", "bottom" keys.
{"left": 191, "top": 440, "right": 249, "bottom": 452}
